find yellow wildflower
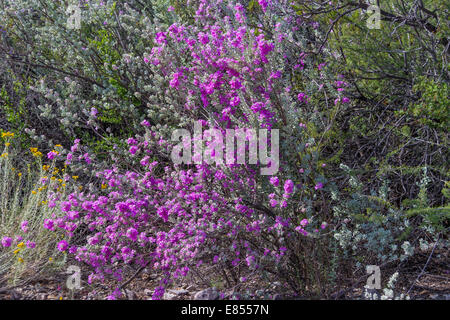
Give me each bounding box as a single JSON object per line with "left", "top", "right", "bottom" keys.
{"left": 18, "top": 257, "right": 24, "bottom": 263}
{"left": 1, "top": 131, "right": 14, "bottom": 138}
{"left": 17, "top": 242, "right": 25, "bottom": 248}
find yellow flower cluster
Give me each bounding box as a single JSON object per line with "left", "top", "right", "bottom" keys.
{"left": 13, "top": 242, "right": 25, "bottom": 256}
{"left": 40, "top": 166, "right": 70, "bottom": 194}
{"left": 30, "top": 147, "right": 43, "bottom": 157}
{"left": 1, "top": 131, "right": 14, "bottom": 138}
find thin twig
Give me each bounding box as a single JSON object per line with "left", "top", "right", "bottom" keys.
{"left": 407, "top": 234, "right": 440, "bottom": 296}
{"left": 119, "top": 260, "right": 152, "bottom": 292}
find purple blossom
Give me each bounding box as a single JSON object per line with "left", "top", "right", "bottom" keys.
{"left": 129, "top": 146, "right": 138, "bottom": 155}
{"left": 284, "top": 179, "right": 294, "bottom": 194}
{"left": 21, "top": 220, "right": 29, "bottom": 233}
{"left": 140, "top": 119, "right": 150, "bottom": 127}
{"left": 126, "top": 227, "right": 138, "bottom": 241}
{"left": 47, "top": 151, "right": 57, "bottom": 160}
{"left": 61, "top": 201, "right": 71, "bottom": 212}
{"left": 269, "top": 176, "right": 279, "bottom": 187}
{"left": 1, "top": 236, "right": 12, "bottom": 247}
{"left": 43, "top": 219, "right": 55, "bottom": 231}
{"left": 314, "top": 182, "right": 324, "bottom": 190}
{"left": 26, "top": 241, "right": 36, "bottom": 249}
{"left": 269, "top": 199, "right": 278, "bottom": 207}
{"left": 90, "top": 107, "right": 98, "bottom": 118}
{"left": 57, "top": 240, "right": 68, "bottom": 252}
{"left": 297, "top": 92, "right": 309, "bottom": 103}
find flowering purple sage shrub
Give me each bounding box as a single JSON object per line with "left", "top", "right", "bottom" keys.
{"left": 37, "top": 1, "right": 360, "bottom": 299}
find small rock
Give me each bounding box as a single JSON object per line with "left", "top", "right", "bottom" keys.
{"left": 144, "top": 289, "right": 153, "bottom": 296}
{"left": 168, "top": 288, "right": 189, "bottom": 296}
{"left": 194, "top": 288, "right": 219, "bottom": 300}
{"left": 125, "top": 289, "right": 136, "bottom": 300}
{"left": 163, "top": 292, "right": 177, "bottom": 300}
{"left": 271, "top": 282, "right": 281, "bottom": 289}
